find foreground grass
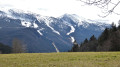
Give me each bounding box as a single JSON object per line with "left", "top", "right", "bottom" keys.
{"left": 0, "top": 52, "right": 120, "bottom": 67}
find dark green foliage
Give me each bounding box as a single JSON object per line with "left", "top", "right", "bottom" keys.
{"left": 118, "top": 20, "right": 120, "bottom": 30}
{"left": 90, "top": 35, "right": 96, "bottom": 41}
{"left": 70, "top": 22, "right": 120, "bottom": 52}
{"left": 111, "top": 22, "right": 117, "bottom": 32}
{"left": 118, "top": 25, "right": 120, "bottom": 30}
{"left": 98, "top": 28, "right": 109, "bottom": 45}
{"left": 83, "top": 38, "right": 88, "bottom": 44}
{"left": 79, "top": 35, "right": 98, "bottom": 52}
{"left": 0, "top": 43, "right": 12, "bottom": 54}
{"left": 71, "top": 40, "right": 79, "bottom": 52}
{"left": 110, "top": 31, "right": 120, "bottom": 51}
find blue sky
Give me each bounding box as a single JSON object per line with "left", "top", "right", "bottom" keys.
{"left": 0, "top": 0, "right": 120, "bottom": 24}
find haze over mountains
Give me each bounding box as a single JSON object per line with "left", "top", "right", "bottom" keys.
{"left": 0, "top": 9, "right": 110, "bottom": 53}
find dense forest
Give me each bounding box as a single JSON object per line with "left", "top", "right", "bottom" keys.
{"left": 70, "top": 22, "right": 120, "bottom": 52}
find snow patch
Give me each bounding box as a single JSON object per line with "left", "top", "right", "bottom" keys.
{"left": 36, "top": 15, "right": 42, "bottom": 22}
{"left": 37, "top": 28, "right": 45, "bottom": 36}
{"left": 82, "top": 23, "right": 89, "bottom": 28}
{"left": 33, "top": 22, "right": 38, "bottom": 28}
{"left": 0, "top": 14, "right": 3, "bottom": 16}
{"left": 39, "top": 28, "right": 44, "bottom": 31}
{"left": 37, "top": 30, "right": 43, "bottom": 36}
{"left": 37, "top": 16, "right": 60, "bottom": 35}
{"left": 21, "top": 21, "right": 31, "bottom": 27}
{"left": 48, "top": 25, "right": 60, "bottom": 35}
{"left": 52, "top": 42, "right": 60, "bottom": 53}
{"left": 45, "top": 18, "right": 60, "bottom": 35}
{"left": 78, "top": 21, "right": 83, "bottom": 27}
{"left": 67, "top": 25, "right": 75, "bottom": 35}
{"left": 70, "top": 36, "right": 75, "bottom": 43}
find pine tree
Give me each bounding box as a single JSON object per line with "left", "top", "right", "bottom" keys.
{"left": 90, "top": 35, "right": 96, "bottom": 41}
{"left": 111, "top": 22, "right": 117, "bottom": 32}
{"left": 83, "top": 38, "right": 88, "bottom": 44}
{"left": 110, "top": 32, "right": 120, "bottom": 51}
{"left": 98, "top": 28, "right": 109, "bottom": 46}
{"left": 71, "top": 40, "right": 79, "bottom": 52}
{"left": 118, "top": 20, "right": 120, "bottom": 30}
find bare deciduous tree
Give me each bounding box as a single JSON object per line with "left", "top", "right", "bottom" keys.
{"left": 79, "top": 0, "right": 120, "bottom": 17}
{"left": 12, "top": 38, "right": 26, "bottom": 53}
{"left": 0, "top": 51, "right": 2, "bottom": 54}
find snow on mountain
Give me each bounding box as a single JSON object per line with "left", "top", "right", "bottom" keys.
{"left": 21, "top": 21, "right": 38, "bottom": 28}
{"left": 33, "top": 22, "right": 38, "bottom": 28}
{"left": 0, "top": 9, "right": 110, "bottom": 52}
{"left": 36, "top": 15, "right": 61, "bottom": 35}
{"left": 60, "top": 14, "right": 81, "bottom": 23}
{"left": 37, "top": 28, "right": 45, "bottom": 36}
{"left": 2, "top": 9, "right": 60, "bottom": 35}
{"left": 67, "top": 25, "right": 75, "bottom": 35}
{"left": 70, "top": 36, "right": 75, "bottom": 43}
{"left": 37, "top": 30, "right": 43, "bottom": 36}
{"left": 52, "top": 42, "right": 60, "bottom": 53}
{"left": 21, "top": 21, "right": 32, "bottom": 27}
{"left": 1, "top": 9, "right": 110, "bottom": 34}
{"left": 44, "top": 18, "right": 60, "bottom": 35}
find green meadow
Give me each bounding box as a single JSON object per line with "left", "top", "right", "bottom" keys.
{"left": 0, "top": 52, "right": 120, "bottom": 67}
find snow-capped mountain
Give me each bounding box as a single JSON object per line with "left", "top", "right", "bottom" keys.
{"left": 0, "top": 9, "right": 110, "bottom": 52}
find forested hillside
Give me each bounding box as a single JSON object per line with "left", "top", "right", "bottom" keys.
{"left": 71, "top": 22, "right": 120, "bottom": 52}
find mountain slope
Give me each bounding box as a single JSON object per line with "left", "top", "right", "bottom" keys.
{"left": 0, "top": 9, "right": 110, "bottom": 52}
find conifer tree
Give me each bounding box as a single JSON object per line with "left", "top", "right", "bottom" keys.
{"left": 83, "top": 38, "right": 88, "bottom": 44}
{"left": 71, "top": 40, "right": 79, "bottom": 52}
{"left": 111, "top": 22, "right": 117, "bottom": 32}
{"left": 90, "top": 35, "right": 96, "bottom": 41}
{"left": 118, "top": 20, "right": 120, "bottom": 30}
{"left": 98, "top": 28, "right": 109, "bottom": 46}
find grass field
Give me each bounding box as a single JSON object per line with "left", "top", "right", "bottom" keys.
{"left": 0, "top": 52, "right": 120, "bottom": 67}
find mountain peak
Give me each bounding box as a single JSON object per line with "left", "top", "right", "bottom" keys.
{"left": 0, "top": 9, "right": 110, "bottom": 53}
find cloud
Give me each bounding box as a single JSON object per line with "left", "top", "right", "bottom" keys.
{"left": 0, "top": 0, "right": 120, "bottom": 25}
{"left": 0, "top": 0, "right": 85, "bottom": 17}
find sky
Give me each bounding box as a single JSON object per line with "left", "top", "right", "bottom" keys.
{"left": 0, "top": 0, "right": 120, "bottom": 24}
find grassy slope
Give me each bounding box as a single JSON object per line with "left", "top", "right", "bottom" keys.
{"left": 0, "top": 52, "right": 120, "bottom": 67}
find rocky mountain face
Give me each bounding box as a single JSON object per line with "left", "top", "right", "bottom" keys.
{"left": 0, "top": 9, "right": 110, "bottom": 53}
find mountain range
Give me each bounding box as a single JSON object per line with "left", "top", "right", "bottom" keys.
{"left": 0, "top": 9, "right": 110, "bottom": 53}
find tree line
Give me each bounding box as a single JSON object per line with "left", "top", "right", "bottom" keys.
{"left": 0, "top": 38, "right": 26, "bottom": 54}
{"left": 70, "top": 22, "right": 120, "bottom": 52}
